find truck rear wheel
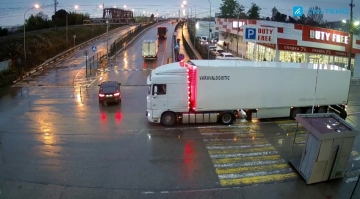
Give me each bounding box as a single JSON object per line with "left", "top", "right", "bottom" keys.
{"left": 290, "top": 108, "right": 302, "bottom": 119}
{"left": 317, "top": 106, "right": 327, "bottom": 113}
{"left": 161, "top": 112, "right": 176, "bottom": 126}
{"left": 219, "top": 113, "right": 234, "bottom": 125}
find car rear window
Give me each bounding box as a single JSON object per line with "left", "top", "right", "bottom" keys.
{"left": 102, "top": 87, "right": 117, "bottom": 93}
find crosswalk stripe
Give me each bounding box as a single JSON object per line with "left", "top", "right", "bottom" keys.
{"left": 218, "top": 168, "right": 294, "bottom": 179}
{"left": 210, "top": 151, "right": 278, "bottom": 159}
{"left": 219, "top": 173, "right": 298, "bottom": 186}
{"left": 206, "top": 143, "right": 272, "bottom": 150}
{"left": 214, "top": 159, "right": 286, "bottom": 168}
{"left": 212, "top": 155, "right": 281, "bottom": 164}
{"left": 206, "top": 139, "right": 270, "bottom": 146}
{"left": 215, "top": 163, "right": 291, "bottom": 174}
{"left": 208, "top": 146, "right": 276, "bottom": 155}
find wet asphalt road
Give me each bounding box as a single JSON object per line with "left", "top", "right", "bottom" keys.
{"left": 1, "top": 22, "right": 360, "bottom": 198}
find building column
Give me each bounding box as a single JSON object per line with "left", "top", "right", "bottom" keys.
{"left": 275, "top": 45, "right": 279, "bottom": 62}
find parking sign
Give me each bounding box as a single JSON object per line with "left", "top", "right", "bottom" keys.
{"left": 245, "top": 28, "right": 256, "bottom": 40}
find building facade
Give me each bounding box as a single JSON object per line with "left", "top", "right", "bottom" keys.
{"left": 215, "top": 18, "right": 360, "bottom": 78}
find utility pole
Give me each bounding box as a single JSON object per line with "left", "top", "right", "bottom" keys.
{"left": 208, "top": 0, "right": 211, "bottom": 59}
{"left": 236, "top": 5, "right": 240, "bottom": 57}
{"left": 347, "top": 0, "right": 355, "bottom": 74}
{"left": 54, "top": 0, "right": 58, "bottom": 30}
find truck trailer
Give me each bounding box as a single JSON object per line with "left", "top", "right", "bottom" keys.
{"left": 142, "top": 40, "right": 158, "bottom": 59}
{"left": 146, "top": 60, "right": 351, "bottom": 126}
{"left": 157, "top": 26, "right": 167, "bottom": 39}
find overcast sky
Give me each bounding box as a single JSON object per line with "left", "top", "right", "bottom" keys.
{"left": 0, "top": 0, "right": 359, "bottom": 26}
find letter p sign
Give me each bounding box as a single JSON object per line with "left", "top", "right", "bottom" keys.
{"left": 245, "top": 28, "right": 256, "bottom": 40}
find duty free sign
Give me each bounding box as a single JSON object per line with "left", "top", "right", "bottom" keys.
{"left": 243, "top": 25, "right": 278, "bottom": 44}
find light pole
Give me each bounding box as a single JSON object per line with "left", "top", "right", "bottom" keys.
{"left": 342, "top": 19, "right": 359, "bottom": 72}
{"left": 24, "top": 4, "right": 40, "bottom": 71}
{"left": 66, "top": 5, "right": 79, "bottom": 48}
{"left": 207, "top": 0, "right": 211, "bottom": 59}
{"left": 194, "top": 21, "right": 199, "bottom": 47}
{"left": 183, "top": 1, "right": 196, "bottom": 30}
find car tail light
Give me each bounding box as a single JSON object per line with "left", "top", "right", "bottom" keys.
{"left": 114, "top": 92, "right": 120, "bottom": 97}
{"left": 99, "top": 93, "right": 105, "bottom": 97}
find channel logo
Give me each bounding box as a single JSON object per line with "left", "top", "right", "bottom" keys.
{"left": 293, "top": 6, "right": 303, "bottom": 17}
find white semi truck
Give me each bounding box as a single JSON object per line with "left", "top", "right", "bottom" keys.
{"left": 146, "top": 60, "right": 351, "bottom": 126}
{"left": 142, "top": 40, "right": 158, "bottom": 59}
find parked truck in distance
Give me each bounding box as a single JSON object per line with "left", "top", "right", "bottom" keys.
{"left": 142, "top": 40, "right": 158, "bottom": 59}
{"left": 146, "top": 60, "right": 351, "bottom": 126}
{"left": 157, "top": 26, "right": 167, "bottom": 39}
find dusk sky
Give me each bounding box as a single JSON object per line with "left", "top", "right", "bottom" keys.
{"left": 0, "top": 0, "right": 359, "bottom": 26}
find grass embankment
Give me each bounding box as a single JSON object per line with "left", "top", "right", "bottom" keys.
{"left": 0, "top": 24, "right": 123, "bottom": 88}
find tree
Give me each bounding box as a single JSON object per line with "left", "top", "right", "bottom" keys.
{"left": 307, "top": 6, "right": 324, "bottom": 25}
{"left": 271, "top": 7, "right": 278, "bottom": 19}
{"left": 219, "top": 0, "right": 239, "bottom": 18}
{"left": 0, "top": 27, "right": 8, "bottom": 37}
{"left": 296, "top": 14, "right": 306, "bottom": 24}
{"left": 247, "top": 3, "right": 261, "bottom": 19}
{"left": 150, "top": 13, "right": 154, "bottom": 21}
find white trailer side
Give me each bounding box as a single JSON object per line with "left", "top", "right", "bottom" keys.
{"left": 191, "top": 61, "right": 351, "bottom": 111}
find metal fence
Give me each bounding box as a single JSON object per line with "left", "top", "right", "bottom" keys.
{"left": 0, "top": 60, "right": 10, "bottom": 72}
{"left": 85, "top": 51, "right": 106, "bottom": 77}
{"left": 187, "top": 22, "right": 216, "bottom": 60}
{"left": 109, "top": 23, "right": 155, "bottom": 57}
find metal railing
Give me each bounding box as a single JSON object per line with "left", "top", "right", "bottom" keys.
{"left": 182, "top": 29, "right": 197, "bottom": 60}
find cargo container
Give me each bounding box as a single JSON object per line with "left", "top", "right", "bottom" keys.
{"left": 142, "top": 40, "right": 158, "bottom": 59}
{"left": 146, "top": 60, "right": 351, "bottom": 126}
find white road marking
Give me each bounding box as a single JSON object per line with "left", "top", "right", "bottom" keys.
{"left": 218, "top": 168, "right": 294, "bottom": 179}
{"left": 210, "top": 151, "right": 278, "bottom": 159}
{"left": 214, "top": 159, "right": 286, "bottom": 168}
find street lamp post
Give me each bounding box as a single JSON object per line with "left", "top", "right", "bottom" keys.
{"left": 24, "top": 4, "right": 40, "bottom": 71}
{"left": 342, "top": 20, "right": 359, "bottom": 72}
{"left": 66, "top": 5, "right": 79, "bottom": 48}
{"left": 207, "top": 0, "right": 211, "bottom": 59}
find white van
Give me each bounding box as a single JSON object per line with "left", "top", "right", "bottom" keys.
{"left": 142, "top": 40, "right": 158, "bottom": 59}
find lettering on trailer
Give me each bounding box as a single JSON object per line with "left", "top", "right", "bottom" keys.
{"left": 199, "top": 76, "right": 230, "bottom": 80}
{"left": 309, "top": 30, "right": 348, "bottom": 44}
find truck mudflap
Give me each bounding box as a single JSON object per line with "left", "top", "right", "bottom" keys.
{"left": 329, "top": 105, "right": 347, "bottom": 119}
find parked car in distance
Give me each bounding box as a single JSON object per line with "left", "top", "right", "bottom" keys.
{"left": 208, "top": 45, "right": 217, "bottom": 51}
{"left": 217, "top": 52, "right": 234, "bottom": 57}
{"left": 98, "top": 81, "right": 122, "bottom": 105}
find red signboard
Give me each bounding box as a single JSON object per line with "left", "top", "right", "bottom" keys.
{"left": 302, "top": 25, "right": 349, "bottom": 47}
{"left": 278, "top": 44, "right": 355, "bottom": 58}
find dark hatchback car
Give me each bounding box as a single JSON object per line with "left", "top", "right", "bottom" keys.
{"left": 98, "top": 81, "right": 122, "bottom": 105}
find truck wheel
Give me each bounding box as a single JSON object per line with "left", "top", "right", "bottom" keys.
{"left": 305, "top": 108, "right": 313, "bottom": 114}
{"left": 317, "top": 106, "right": 327, "bottom": 113}
{"left": 161, "top": 112, "right": 176, "bottom": 126}
{"left": 290, "top": 108, "right": 302, "bottom": 119}
{"left": 219, "top": 113, "right": 234, "bottom": 125}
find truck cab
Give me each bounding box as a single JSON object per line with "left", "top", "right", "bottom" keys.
{"left": 146, "top": 63, "right": 189, "bottom": 124}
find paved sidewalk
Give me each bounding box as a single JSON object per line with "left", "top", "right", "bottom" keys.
{"left": 181, "top": 26, "right": 202, "bottom": 60}
{"left": 175, "top": 27, "right": 191, "bottom": 62}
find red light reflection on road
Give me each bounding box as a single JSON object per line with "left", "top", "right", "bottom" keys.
{"left": 152, "top": 62, "right": 156, "bottom": 69}
{"left": 183, "top": 142, "right": 193, "bottom": 164}
{"left": 100, "top": 111, "right": 107, "bottom": 123}
{"left": 115, "top": 111, "right": 122, "bottom": 124}
{"left": 143, "top": 62, "right": 147, "bottom": 69}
